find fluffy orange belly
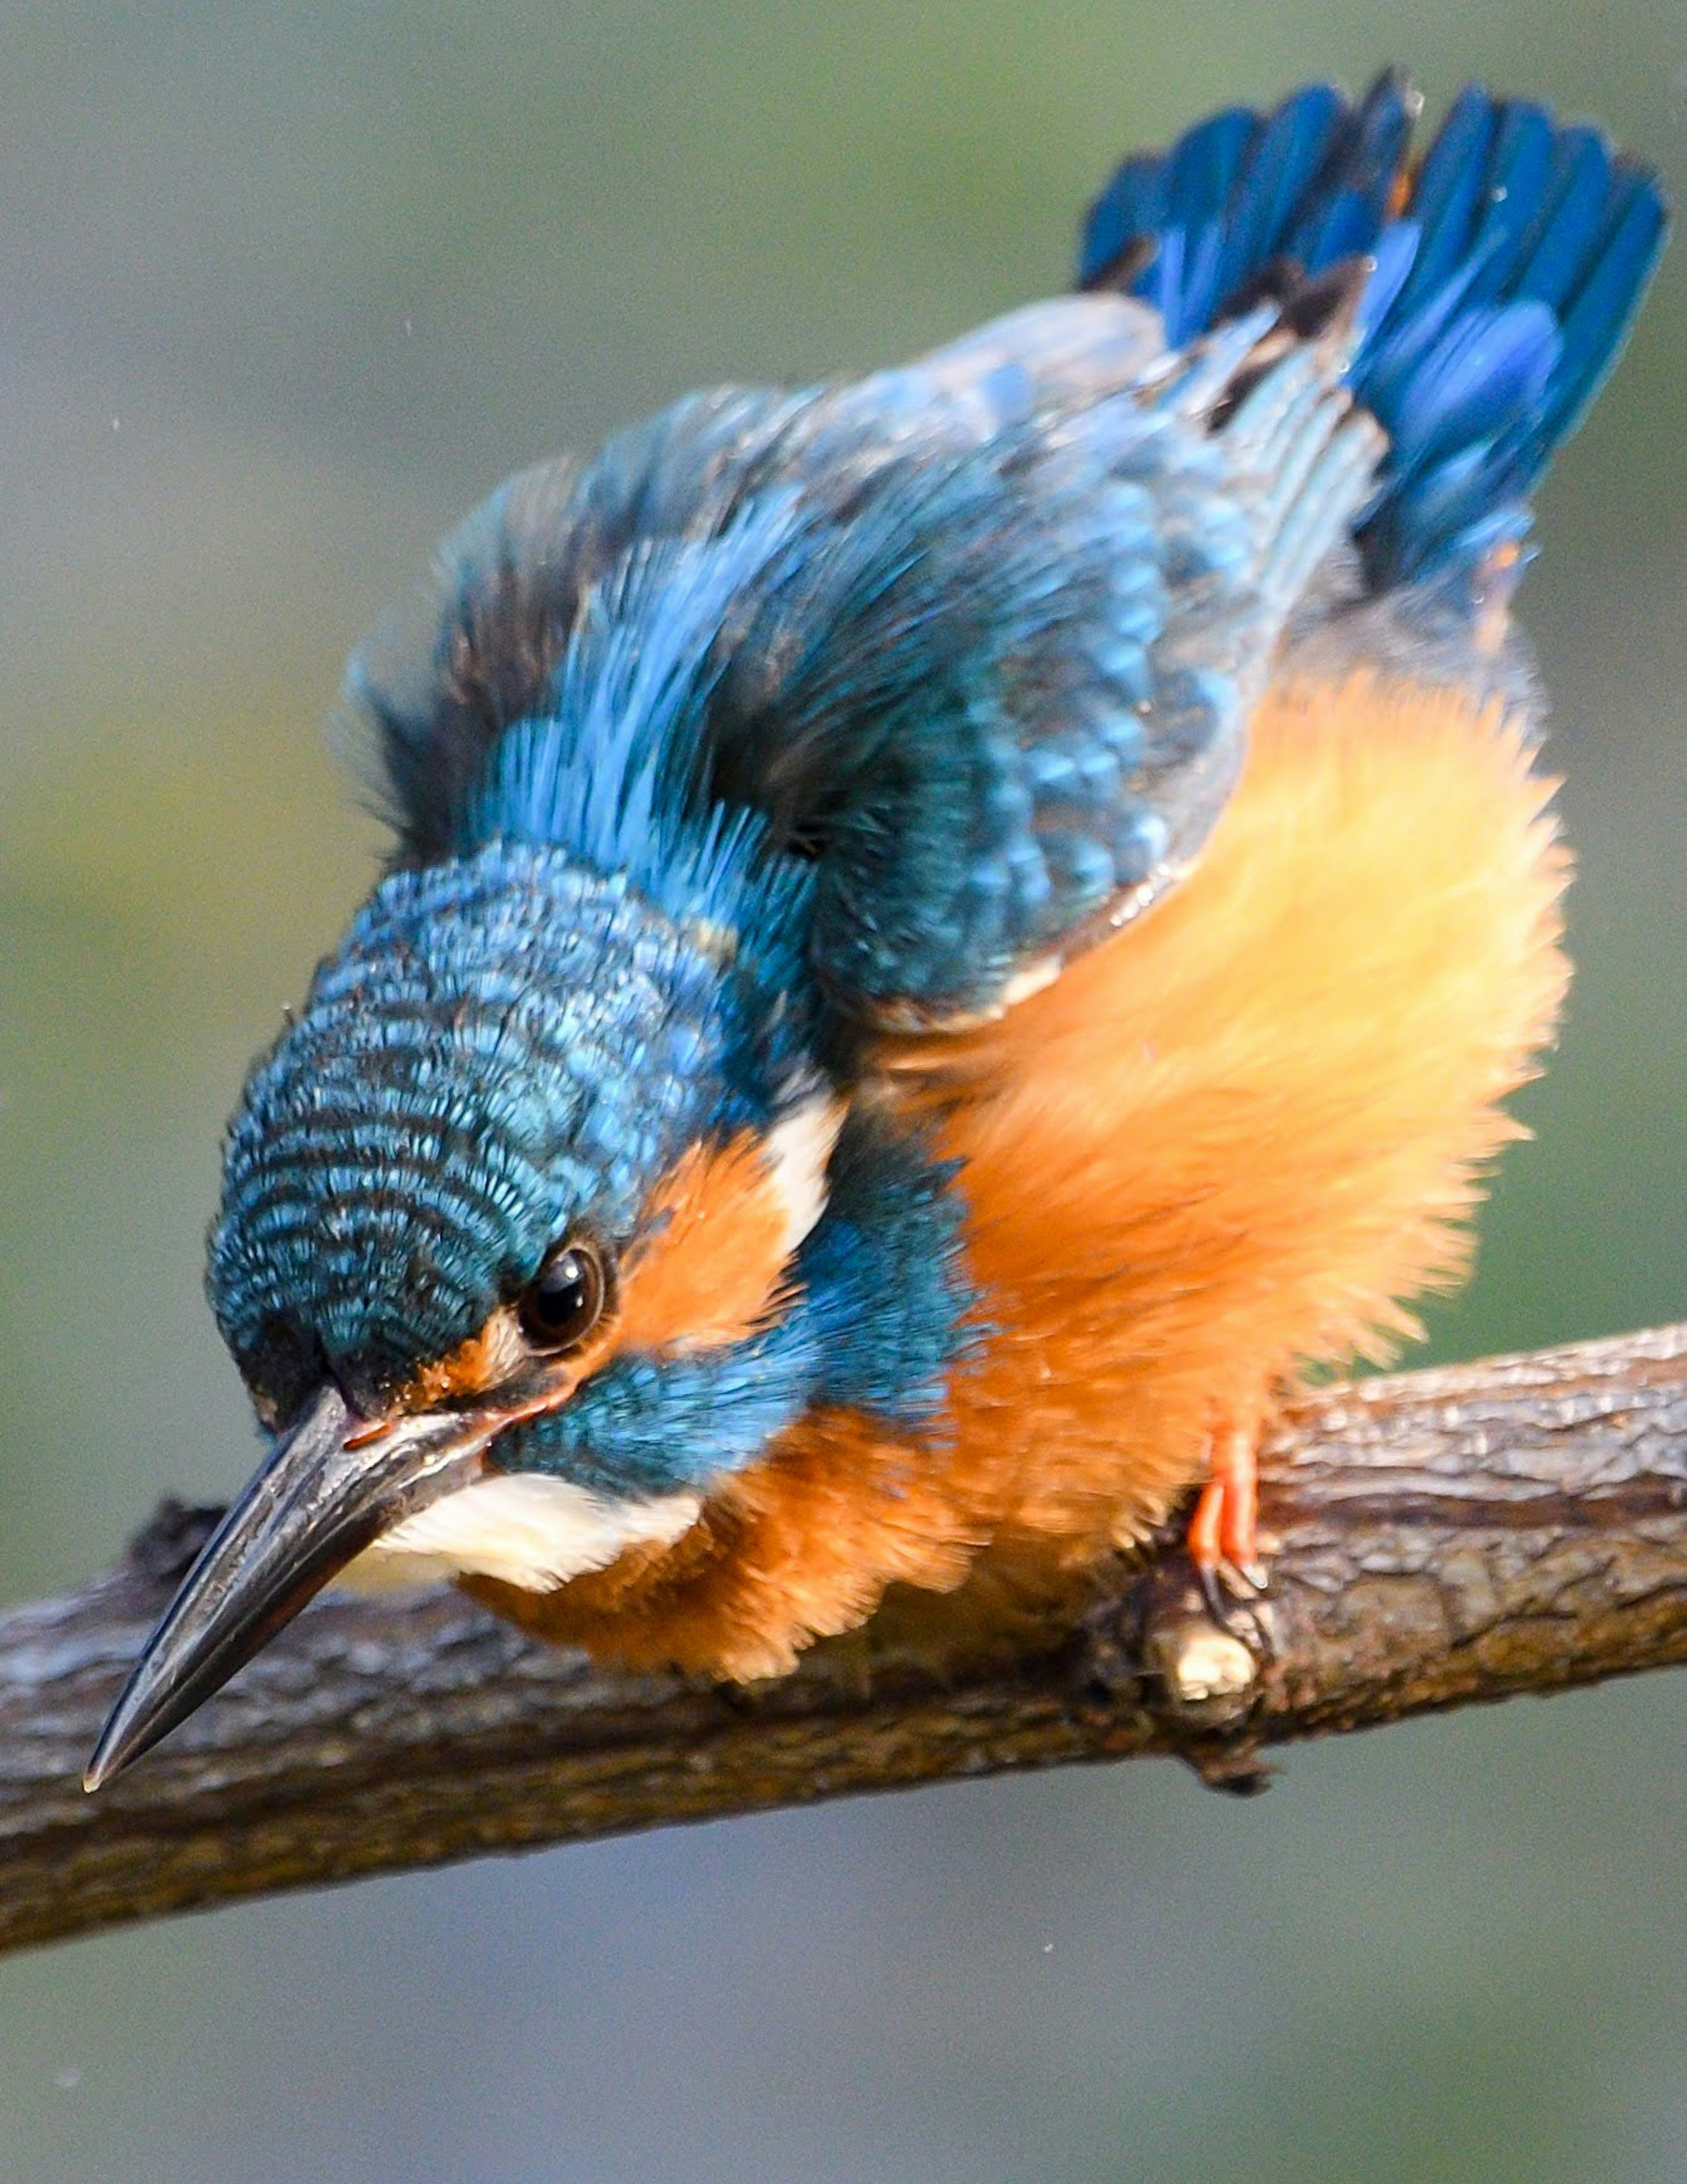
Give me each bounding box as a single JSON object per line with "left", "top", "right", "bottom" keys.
{"left": 468, "top": 668, "right": 1570, "bottom": 1675}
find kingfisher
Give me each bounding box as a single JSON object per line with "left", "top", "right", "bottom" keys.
{"left": 87, "top": 71, "right": 1666, "bottom": 1788}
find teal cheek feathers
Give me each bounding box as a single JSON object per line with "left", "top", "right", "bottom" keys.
{"left": 207, "top": 838, "right": 791, "bottom": 1393}
{"left": 796, "top": 1109, "right": 984, "bottom": 1426}
{"left": 489, "top": 1330, "right": 823, "bottom": 1501}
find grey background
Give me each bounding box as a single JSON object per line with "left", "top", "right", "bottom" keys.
{"left": 1, "top": 3, "right": 1683, "bottom": 2178}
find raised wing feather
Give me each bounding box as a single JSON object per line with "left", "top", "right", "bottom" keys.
{"left": 1083, "top": 70, "right": 1666, "bottom": 599}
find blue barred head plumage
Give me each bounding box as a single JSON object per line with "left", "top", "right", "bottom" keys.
{"left": 208, "top": 837, "right": 804, "bottom": 1413}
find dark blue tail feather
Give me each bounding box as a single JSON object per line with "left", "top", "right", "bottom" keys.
{"left": 1080, "top": 72, "right": 1667, "bottom": 597}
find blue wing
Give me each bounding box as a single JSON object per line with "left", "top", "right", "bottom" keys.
{"left": 350, "top": 72, "right": 1662, "bottom": 1033}
{"left": 352, "top": 293, "right": 1376, "bottom": 1028}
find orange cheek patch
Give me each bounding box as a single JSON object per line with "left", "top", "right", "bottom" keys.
{"left": 392, "top": 1307, "right": 617, "bottom": 1416}
{"left": 398, "top": 1315, "right": 529, "bottom": 1411}
{"left": 615, "top": 1133, "right": 796, "bottom": 1356}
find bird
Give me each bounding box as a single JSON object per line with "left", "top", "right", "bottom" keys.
{"left": 86, "top": 70, "right": 1666, "bottom": 1789}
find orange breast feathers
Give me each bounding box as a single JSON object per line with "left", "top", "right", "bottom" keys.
{"left": 468, "top": 668, "right": 1570, "bottom": 1676}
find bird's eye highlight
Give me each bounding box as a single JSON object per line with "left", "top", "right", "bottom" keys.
{"left": 518, "top": 1239, "right": 609, "bottom": 1353}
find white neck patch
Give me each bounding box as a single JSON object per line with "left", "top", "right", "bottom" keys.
{"left": 337, "top": 1473, "right": 703, "bottom": 1595}
{"left": 764, "top": 1085, "right": 845, "bottom": 1263}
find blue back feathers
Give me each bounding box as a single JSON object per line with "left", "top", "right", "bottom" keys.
{"left": 354, "top": 294, "right": 1376, "bottom": 1027}
{"left": 1081, "top": 70, "right": 1667, "bottom": 590}
{"left": 324, "top": 71, "right": 1668, "bottom": 1097}
{"left": 350, "top": 73, "right": 1663, "bottom": 1035}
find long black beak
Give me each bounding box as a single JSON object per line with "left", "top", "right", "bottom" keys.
{"left": 85, "top": 1383, "right": 496, "bottom": 1791}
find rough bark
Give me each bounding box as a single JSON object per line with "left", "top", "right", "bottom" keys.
{"left": 3, "top": 1322, "right": 1685, "bottom": 1958}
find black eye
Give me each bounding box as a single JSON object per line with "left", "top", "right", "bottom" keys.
{"left": 517, "top": 1239, "right": 609, "bottom": 1353}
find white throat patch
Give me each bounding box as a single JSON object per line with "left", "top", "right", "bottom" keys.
{"left": 337, "top": 1473, "right": 703, "bottom": 1595}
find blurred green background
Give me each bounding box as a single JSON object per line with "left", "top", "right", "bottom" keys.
{"left": 2, "top": 3, "right": 1684, "bottom": 2179}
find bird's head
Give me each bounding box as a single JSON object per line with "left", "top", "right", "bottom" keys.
{"left": 86, "top": 823, "right": 852, "bottom": 1787}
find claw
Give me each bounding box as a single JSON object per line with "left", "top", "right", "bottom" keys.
{"left": 1191, "top": 1554, "right": 1238, "bottom": 1631}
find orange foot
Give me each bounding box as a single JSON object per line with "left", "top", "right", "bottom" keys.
{"left": 1186, "top": 1402, "right": 1268, "bottom": 1622}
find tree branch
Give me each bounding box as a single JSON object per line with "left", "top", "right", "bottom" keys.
{"left": 4, "top": 1322, "right": 1686, "bottom": 1957}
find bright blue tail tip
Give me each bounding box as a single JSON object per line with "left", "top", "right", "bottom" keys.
{"left": 1080, "top": 71, "right": 1668, "bottom": 593}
